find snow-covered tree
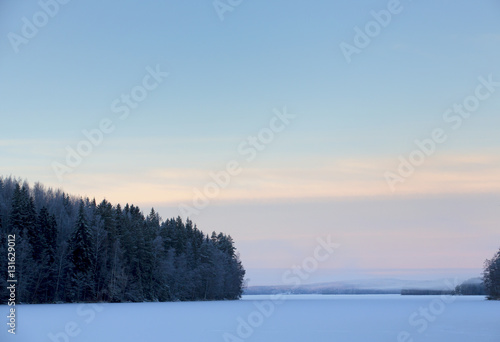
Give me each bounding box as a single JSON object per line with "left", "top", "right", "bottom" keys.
{"left": 483, "top": 248, "right": 500, "bottom": 300}
{"left": 0, "top": 176, "right": 246, "bottom": 304}
{"left": 67, "top": 201, "right": 93, "bottom": 302}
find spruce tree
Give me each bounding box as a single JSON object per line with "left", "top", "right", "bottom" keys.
{"left": 67, "top": 201, "right": 93, "bottom": 302}
{"left": 9, "top": 183, "right": 24, "bottom": 234}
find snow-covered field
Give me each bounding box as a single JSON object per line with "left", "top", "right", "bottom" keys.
{"left": 2, "top": 295, "right": 499, "bottom": 341}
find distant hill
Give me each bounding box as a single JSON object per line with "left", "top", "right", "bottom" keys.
{"left": 244, "top": 278, "right": 477, "bottom": 295}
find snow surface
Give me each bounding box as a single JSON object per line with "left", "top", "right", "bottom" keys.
{"left": 2, "top": 295, "right": 499, "bottom": 342}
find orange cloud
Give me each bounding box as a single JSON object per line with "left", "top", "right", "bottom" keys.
{"left": 39, "top": 153, "right": 500, "bottom": 207}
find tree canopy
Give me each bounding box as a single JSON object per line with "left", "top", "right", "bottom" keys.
{"left": 0, "top": 176, "right": 245, "bottom": 303}
{"left": 483, "top": 247, "right": 500, "bottom": 300}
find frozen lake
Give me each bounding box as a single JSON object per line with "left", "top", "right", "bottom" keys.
{"left": 2, "top": 295, "right": 499, "bottom": 341}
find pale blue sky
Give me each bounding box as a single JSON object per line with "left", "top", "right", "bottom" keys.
{"left": 1, "top": 0, "right": 500, "bottom": 285}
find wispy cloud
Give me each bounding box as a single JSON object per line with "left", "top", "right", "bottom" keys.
{"left": 38, "top": 152, "right": 500, "bottom": 206}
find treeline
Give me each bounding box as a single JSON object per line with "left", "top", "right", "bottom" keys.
{"left": 0, "top": 176, "right": 245, "bottom": 303}
{"left": 401, "top": 289, "right": 454, "bottom": 296}
{"left": 401, "top": 278, "right": 487, "bottom": 296}
{"left": 244, "top": 287, "right": 401, "bottom": 295}
{"left": 454, "top": 278, "right": 486, "bottom": 296}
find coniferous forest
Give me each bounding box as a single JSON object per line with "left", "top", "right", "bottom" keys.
{"left": 0, "top": 176, "right": 245, "bottom": 304}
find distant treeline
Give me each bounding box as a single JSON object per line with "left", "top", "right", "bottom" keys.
{"left": 244, "top": 287, "right": 401, "bottom": 295}
{"left": 454, "top": 278, "right": 487, "bottom": 296}
{"left": 401, "top": 278, "right": 487, "bottom": 296}
{"left": 245, "top": 278, "right": 489, "bottom": 296}
{"left": 0, "top": 176, "right": 245, "bottom": 304}
{"left": 401, "top": 289, "right": 454, "bottom": 296}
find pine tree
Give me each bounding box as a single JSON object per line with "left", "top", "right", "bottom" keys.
{"left": 25, "top": 196, "right": 41, "bottom": 260}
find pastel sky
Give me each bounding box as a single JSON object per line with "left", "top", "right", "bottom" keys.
{"left": 1, "top": 0, "right": 499, "bottom": 285}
